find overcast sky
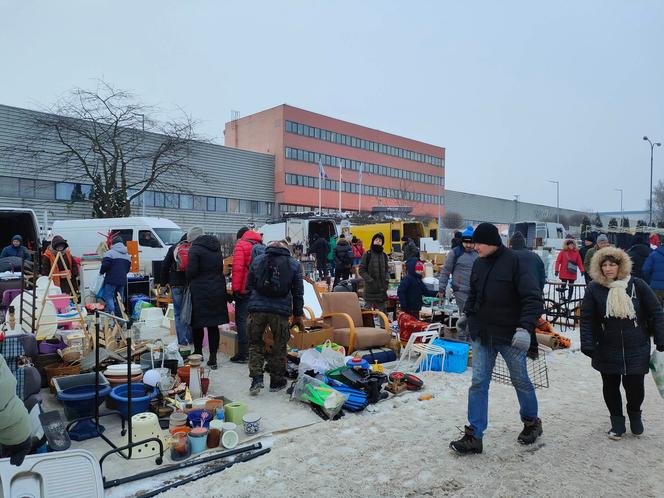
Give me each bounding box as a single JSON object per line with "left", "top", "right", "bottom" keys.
{"left": 1, "top": 1, "right": 663, "bottom": 213}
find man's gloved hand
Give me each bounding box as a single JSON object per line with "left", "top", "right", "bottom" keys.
{"left": 5, "top": 436, "right": 32, "bottom": 466}
{"left": 657, "top": 344, "right": 664, "bottom": 352}
{"left": 511, "top": 328, "right": 531, "bottom": 352}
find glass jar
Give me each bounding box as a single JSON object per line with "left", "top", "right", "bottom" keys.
{"left": 170, "top": 432, "right": 191, "bottom": 461}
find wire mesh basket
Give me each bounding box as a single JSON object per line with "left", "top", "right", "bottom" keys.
{"left": 491, "top": 347, "right": 549, "bottom": 389}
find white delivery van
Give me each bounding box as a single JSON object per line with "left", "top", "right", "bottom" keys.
{"left": 508, "top": 221, "right": 566, "bottom": 250}
{"left": 259, "top": 217, "right": 338, "bottom": 254}
{"left": 52, "top": 217, "right": 185, "bottom": 275}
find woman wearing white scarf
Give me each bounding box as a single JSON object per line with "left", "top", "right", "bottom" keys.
{"left": 581, "top": 246, "right": 664, "bottom": 440}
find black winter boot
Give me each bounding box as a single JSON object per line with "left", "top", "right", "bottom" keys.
{"left": 249, "top": 375, "right": 264, "bottom": 396}
{"left": 449, "top": 426, "right": 483, "bottom": 455}
{"left": 518, "top": 418, "right": 543, "bottom": 445}
{"left": 608, "top": 416, "right": 626, "bottom": 440}
{"left": 628, "top": 411, "right": 644, "bottom": 435}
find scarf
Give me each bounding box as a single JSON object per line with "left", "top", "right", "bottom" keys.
{"left": 371, "top": 244, "right": 383, "bottom": 253}
{"left": 605, "top": 277, "right": 636, "bottom": 320}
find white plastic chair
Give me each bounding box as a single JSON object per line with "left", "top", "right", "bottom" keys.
{"left": 393, "top": 323, "right": 445, "bottom": 373}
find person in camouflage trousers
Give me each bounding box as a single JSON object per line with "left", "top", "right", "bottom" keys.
{"left": 245, "top": 240, "right": 304, "bottom": 395}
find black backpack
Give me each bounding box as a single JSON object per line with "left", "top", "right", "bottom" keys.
{"left": 255, "top": 253, "right": 293, "bottom": 297}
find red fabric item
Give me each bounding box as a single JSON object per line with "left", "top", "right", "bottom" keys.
{"left": 650, "top": 234, "right": 661, "bottom": 248}
{"left": 352, "top": 240, "right": 364, "bottom": 258}
{"left": 415, "top": 261, "right": 425, "bottom": 272}
{"left": 555, "top": 245, "right": 585, "bottom": 280}
{"left": 397, "top": 312, "right": 430, "bottom": 343}
{"left": 231, "top": 230, "right": 262, "bottom": 293}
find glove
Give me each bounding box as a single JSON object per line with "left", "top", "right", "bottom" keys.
{"left": 5, "top": 436, "right": 32, "bottom": 466}
{"left": 657, "top": 345, "right": 664, "bottom": 352}
{"left": 511, "top": 328, "right": 531, "bottom": 352}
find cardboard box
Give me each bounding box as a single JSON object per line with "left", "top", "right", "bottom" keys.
{"left": 219, "top": 329, "right": 238, "bottom": 357}
{"left": 289, "top": 327, "right": 334, "bottom": 350}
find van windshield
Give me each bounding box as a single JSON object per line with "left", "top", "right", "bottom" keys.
{"left": 153, "top": 228, "right": 185, "bottom": 246}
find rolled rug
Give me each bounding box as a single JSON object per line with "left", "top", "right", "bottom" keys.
{"left": 536, "top": 333, "right": 559, "bottom": 349}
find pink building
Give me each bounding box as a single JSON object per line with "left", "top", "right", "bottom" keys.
{"left": 224, "top": 104, "right": 445, "bottom": 218}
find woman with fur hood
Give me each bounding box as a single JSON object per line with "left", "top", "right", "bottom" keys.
{"left": 555, "top": 239, "right": 585, "bottom": 301}
{"left": 580, "top": 247, "right": 664, "bottom": 439}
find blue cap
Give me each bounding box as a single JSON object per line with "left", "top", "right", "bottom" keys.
{"left": 461, "top": 225, "right": 474, "bottom": 241}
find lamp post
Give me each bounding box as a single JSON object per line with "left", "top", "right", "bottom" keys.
{"left": 548, "top": 180, "right": 560, "bottom": 224}
{"left": 513, "top": 194, "right": 520, "bottom": 222}
{"left": 644, "top": 136, "right": 662, "bottom": 226}
{"left": 614, "top": 188, "right": 623, "bottom": 223}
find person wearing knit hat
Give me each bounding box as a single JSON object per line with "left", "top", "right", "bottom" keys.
{"left": 187, "top": 226, "right": 204, "bottom": 243}
{"left": 439, "top": 225, "right": 478, "bottom": 341}
{"left": 359, "top": 233, "right": 389, "bottom": 311}
{"left": 643, "top": 236, "right": 664, "bottom": 306}
{"left": 581, "top": 246, "right": 664, "bottom": 439}
{"left": 626, "top": 232, "right": 652, "bottom": 280}
{"left": 398, "top": 258, "right": 438, "bottom": 321}
{"left": 401, "top": 235, "right": 420, "bottom": 261}
{"left": 450, "top": 222, "right": 544, "bottom": 455}
{"left": 509, "top": 231, "right": 546, "bottom": 291}
{"left": 0, "top": 234, "right": 31, "bottom": 261}
{"left": 584, "top": 234, "right": 611, "bottom": 282}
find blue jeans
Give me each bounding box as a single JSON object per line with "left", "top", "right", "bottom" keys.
{"left": 103, "top": 283, "right": 125, "bottom": 317}
{"left": 467, "top": 339, "right": 538, "bottom": 439}
{"left": 171, "top": 286, "right": 192, "bottom": 345}
{"left": 234, "top": 294, "right": 249, "bottom": 356}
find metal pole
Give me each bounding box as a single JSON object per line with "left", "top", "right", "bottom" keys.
{"left": 548, "top": 180, "right": 560, "bottom": 224}
{"left": 141, "top": 114, "right": 146, "bottom": 217}
{"left": 650, "top": 144, "right": 654, "bottom": 225}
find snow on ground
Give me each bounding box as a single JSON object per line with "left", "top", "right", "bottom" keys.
{"left": 138, "top": 331, "right": 664, "bottom": 498}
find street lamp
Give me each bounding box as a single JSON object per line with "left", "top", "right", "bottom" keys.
{"left": 644, "top": 136, "right": 662, "bottom": 226}
{"left": 548, "top": 180, "right": 560, "bottom": 224}
{"left": 614, "top": 188, "right": 623, "bottom": 222}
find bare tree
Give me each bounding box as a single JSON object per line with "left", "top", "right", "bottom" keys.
{"left": 8, "top": 81, "right": 202, "bottom": 217}
{"left": 442, "top": 211, "right": 463, "bottom": 228}
{"left": 648, "top": 179, "right": 664, "bottom": 225}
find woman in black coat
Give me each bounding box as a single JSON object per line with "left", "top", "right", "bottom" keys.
{"left": 185, "top": 229, "right": 229, "bottom": 369}
{"left": 581, "top": 246, "right": 664, "bottom": 439}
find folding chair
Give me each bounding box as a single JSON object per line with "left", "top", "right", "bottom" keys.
{"left": 393, "top": 322, "right": 444, "bottom": 372}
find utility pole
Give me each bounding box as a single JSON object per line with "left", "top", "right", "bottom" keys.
{"left": 548, "top": 180, "right": 560, "bottom": 224}
{"left": 644, "top": 136, "right": 662, "bottom": 225}
{"left": 614, "top": 188, "right": 623, "bottom": 222}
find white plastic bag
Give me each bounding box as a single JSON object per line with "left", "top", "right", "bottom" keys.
{"left": 166, "top": 340, "right": 185, "bottom": 367}
{"left": 298, "top": 348, "right": 332, "bottom": 375}
{"left": 319, "top": 342, "right": 347, "bottom": 370}
{"left": 650, "top": 350, "right": 664, "bottom": 399}
{"left": 93, "top": 274, "right": 105, "bottom": 296}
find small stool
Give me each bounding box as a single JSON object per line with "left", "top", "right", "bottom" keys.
{"left": 126, "top": 412, "right": 164, "bottom": 459}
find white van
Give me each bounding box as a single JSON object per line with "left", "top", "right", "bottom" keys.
{"left": 52, "top": 217, "right": 185, "bottom": 274}
{"left": 259, "top": 217, "right": 338, "bottom": 253}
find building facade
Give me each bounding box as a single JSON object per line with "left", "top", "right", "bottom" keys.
{"left": 224, "top": 104, "right": 445, "bottom": 218}
{"left": 0, "top": 104, "right": 275, "bottom": 235}
{"left": 445, "top": 190, "right": 585, "bottom": 226}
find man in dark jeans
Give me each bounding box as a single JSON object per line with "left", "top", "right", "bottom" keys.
{"left": 450, "top": 223, "right": 544, "bottom": 455}
{"left": 160, "top": 233, "right": 192, "bottom": 347}
{"left": 246, "top": 240, "right": 304, "bottom": 395}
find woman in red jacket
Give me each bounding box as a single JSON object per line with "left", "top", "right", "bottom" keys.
{"left": 555, "top": 239, "right": 585, "bottom": 301}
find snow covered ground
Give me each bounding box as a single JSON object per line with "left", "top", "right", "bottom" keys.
{"left": 117, "top": 329, "right": 664, "bottom": 498}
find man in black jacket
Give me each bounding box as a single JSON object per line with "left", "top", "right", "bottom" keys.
{"left": 450, "top": 223, "right": 544, "bottom": 455}
{"left": 160, "top": 233, "right": 192, "bottom": 346}
{"left": 309, "top": 234, "right": 330, "bottom": 280}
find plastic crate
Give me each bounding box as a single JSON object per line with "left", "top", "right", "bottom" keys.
{"left": 437, "top": 339, "right": 469, "bottom": 373}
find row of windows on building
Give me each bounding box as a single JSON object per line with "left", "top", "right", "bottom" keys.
{"left": 285, "top": 120, "right": 444, "bottom": 167}
{"left": 284, "top": 173, "right": 442, "bottom": 205}
{"left": 285, "top": 147, "right": 443, "bottom": 186}
{"left": 0, "top": 176, "right": 273, "bottom": 216}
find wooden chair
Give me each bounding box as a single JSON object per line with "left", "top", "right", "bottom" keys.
{"left": 319, "top": 292, "right": 391, "bottom": 354}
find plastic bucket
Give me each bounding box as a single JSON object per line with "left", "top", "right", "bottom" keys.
{"left": 109, "top": 383, "right": 157, "bottom": 419}
{"left": 56, "top": 384, "right": 111, "bottom": 420}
